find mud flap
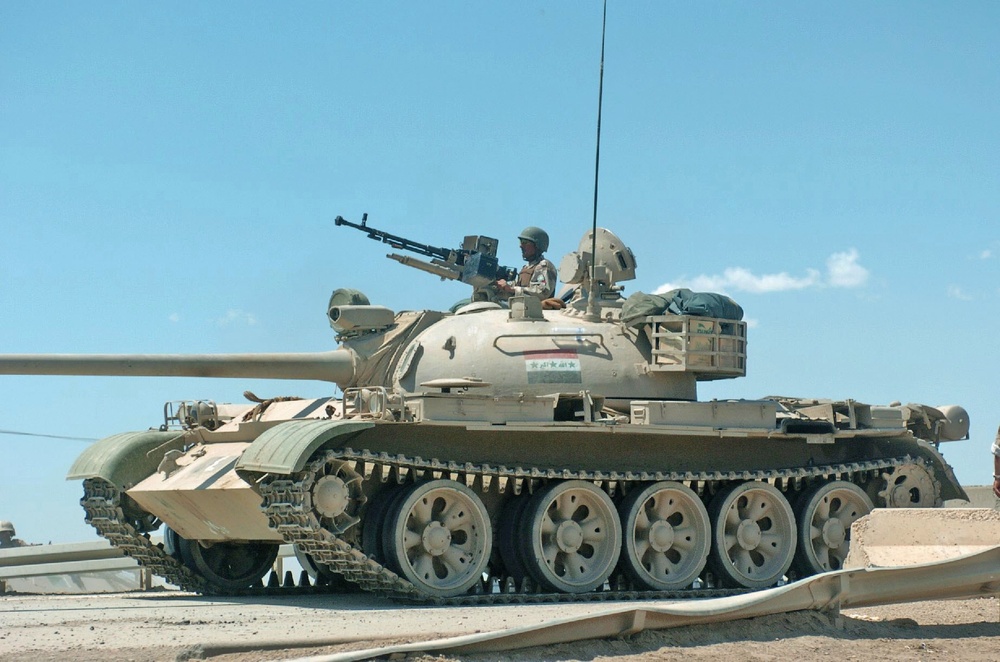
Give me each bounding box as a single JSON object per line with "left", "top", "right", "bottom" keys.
{"left": 66, "top": 430, "right": 186, "bottom": 490}
{"left": 235, "top": 419, "right": 375, "bottom": 476}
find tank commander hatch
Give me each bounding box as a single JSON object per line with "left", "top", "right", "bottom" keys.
{"left": 0, "top": 521, "right": 28, "bottom": 548}
{"left": 495, "top": 226, "right": 558, "bottom": 303}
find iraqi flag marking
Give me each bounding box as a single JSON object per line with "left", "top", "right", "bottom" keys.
{"left": 524, "top": 350, "right": 582, "bottom": 384}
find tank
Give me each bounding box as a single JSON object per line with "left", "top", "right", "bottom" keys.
{"left": 0, "top": 218, "right": 971, "bottom": 601}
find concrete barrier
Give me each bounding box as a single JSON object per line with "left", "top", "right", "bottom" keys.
{"left": 845, "top": 507, "right": 1000, "bottom": 569}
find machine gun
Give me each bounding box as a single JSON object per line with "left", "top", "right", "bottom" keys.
{"left": 334, "top": 214, "right": 518, "bottom": 289}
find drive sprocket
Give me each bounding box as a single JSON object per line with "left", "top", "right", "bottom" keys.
{"left": 877, "top": 462, "right": 940, "bottom": 508}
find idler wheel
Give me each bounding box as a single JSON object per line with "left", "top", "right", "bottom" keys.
{"left": 708, "top": 481, "right": 796, "bottom": 589}
{"left": 306, "top": 455, "right": 367, "bottom": 535}
{"left": 793, "top": 480, "right": 872, "bottom": 575}
{"left": 520, "top": 480, "right": 621, "bottom": 593}
{"left": 618, "top": 481, "right": 710, "bottom": 590}
{"left": 382, "top": 479, "right": 492, "bottom": 598}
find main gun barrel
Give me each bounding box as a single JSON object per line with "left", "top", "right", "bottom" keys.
{"left": 0, "top": 350, "right": 356, "bottom": 385}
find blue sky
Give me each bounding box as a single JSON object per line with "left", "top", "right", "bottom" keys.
{"left": 2, "top": 2, "right": 998, "bottom": 544}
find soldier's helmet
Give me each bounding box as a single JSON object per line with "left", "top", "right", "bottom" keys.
{"left": 0, "top": 521, "right": 14, "bottom": 535}
{"left": 518, "top": 226, "right": 549, "bottom": 253}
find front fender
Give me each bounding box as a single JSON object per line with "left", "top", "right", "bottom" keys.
{"left": 66, "top": 430, "right": 186, "bottom": 490}
{"left": 235, "top": 419, "right": 375, "bottom": 476}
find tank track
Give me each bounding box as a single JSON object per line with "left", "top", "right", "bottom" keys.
{"left": 81, "top": 477, "right": 350, "bottom": 596}
{"left": 80, "top": 478, "right": 210, "bottom": 594}
{"left": 257, "top": 447, "right": 919, "bottom": 605}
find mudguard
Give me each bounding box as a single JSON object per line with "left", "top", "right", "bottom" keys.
{"left": 911, "top": 438, "right": 969, "bottom": 502}
{"left": 235, "top": 419, "right": 375, "bottom": 476}
{"left": 878, "top": 433, "right": 968, "bottom": 502}
{"left": 66, "top": 430, "right": 186, "bottom": 490}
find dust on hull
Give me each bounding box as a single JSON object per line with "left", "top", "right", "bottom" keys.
{"left": 128, "top": 442, "right": 281, "bottom": 542}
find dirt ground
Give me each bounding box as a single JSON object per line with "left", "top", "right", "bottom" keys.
{"left": 217, "top": 598, "right": 1000, "bottom": 662}
{"left": 2, "top": 591, "right": 998, "bottom": 662}
{"left": 435, "top": 598, "right": 1000, "bottom": 662}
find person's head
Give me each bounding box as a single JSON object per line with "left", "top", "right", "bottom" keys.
{"left": 518, "top": 226, "right": 549, "bottom": 260}
{"left": 0, "top": 520, "right": 14, "bottom": 542}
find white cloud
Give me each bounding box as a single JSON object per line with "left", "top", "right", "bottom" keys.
{"left": 657, "top": 268, "right": 821, "bottom": 294}
{"left": 655, "top": 249, "right": 868, "bottom": 295}
{"left": 947, "top": 285, "right": 973, "bottom": 301}
{"left": 826, "top": 249, "right": 869, "bottom": 288}
{"left": 217, "top": 309, "right": 258, "bottom": 326}
{"left": 980, "top": 249, "right": 993, "bottom": 260}
{"left": 168, "top": 313, "right": 181, "bottom": 323}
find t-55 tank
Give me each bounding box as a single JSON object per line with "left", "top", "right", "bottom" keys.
{"left": 0, "top": 217, "right": 971, "bottom": 601}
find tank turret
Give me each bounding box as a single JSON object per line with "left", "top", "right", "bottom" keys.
{"left": 0, "top": 219, "right": 971, "bottom": 602}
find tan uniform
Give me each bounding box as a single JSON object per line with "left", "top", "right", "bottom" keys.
{"left": 510, "top": 257, "right": 557, "bottom": 300}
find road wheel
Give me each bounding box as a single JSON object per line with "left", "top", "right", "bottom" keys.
{"left": 382, "top": 480, "right": 492, "bottom": 597}
{"left": 708, "top": 481, "right": 796, "bottom": 589}
{"left": 520, "top": 480, "right": 621, "bottom": 593}
{"left": 619, "top": 481, "right": 710, "bottom": 590}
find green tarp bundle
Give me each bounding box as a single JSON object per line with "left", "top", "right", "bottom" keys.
{"left": 621, "top": 288, "right": 744, "bottom": 327}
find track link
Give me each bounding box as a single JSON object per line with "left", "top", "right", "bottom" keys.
{"left": 80, "top": 478, "right": 209, "bottom": 594}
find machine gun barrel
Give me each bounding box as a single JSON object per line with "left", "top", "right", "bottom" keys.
{"left": 336, "top": 214, "right": 520, "bottom": 288}
{"left": 0, "top": 350, "right": 357, "bottom": 385}
{"left": 334, "top": 215, "right": 460, "bottom": 264}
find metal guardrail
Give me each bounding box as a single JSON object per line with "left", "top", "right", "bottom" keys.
{"left": 0, "top": 540, "right": 132, "bottom": 576}
{"left": 0, "top": 539, "right": 296, "bottom": 594}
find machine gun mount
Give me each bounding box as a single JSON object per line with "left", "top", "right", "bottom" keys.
{"left": 334, "top": 214, "right": 517, "bottom": 299}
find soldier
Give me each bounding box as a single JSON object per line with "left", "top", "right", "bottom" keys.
{"left": 495, "top": 226, "right": 557, "bottom": 301}
{"left": 0, "top": 521, "right": 27, "bottom": 549}
{"left": 992, "top": 425, "right": 1000, "bottom": 500}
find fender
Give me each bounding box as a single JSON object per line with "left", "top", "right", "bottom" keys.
{"left": 235, "top": 419, "right": 375, "bottom": 476}
{"left": 66, "top": 430, "right": 186, "bottom": 490}
{"left": 876, "top": 434, "right": 969, "bottom": 502}
{"left": 910, "top": 438, "right": 969, "bottom": 502}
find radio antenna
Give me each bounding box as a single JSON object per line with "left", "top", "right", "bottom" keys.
{"left": 585, "top": 0, "right": 608, "bottom": 321}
